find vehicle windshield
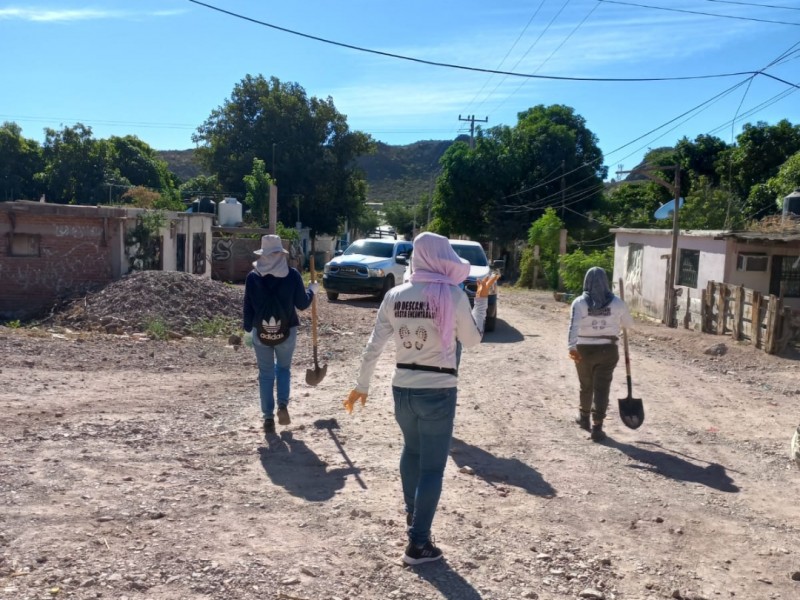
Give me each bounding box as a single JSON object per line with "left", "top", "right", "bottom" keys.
{"left": 343, "top": 240, "right": 394, "bottom": 258}
{"left": 450, "top": 244, "right": 488, "bottom": 267}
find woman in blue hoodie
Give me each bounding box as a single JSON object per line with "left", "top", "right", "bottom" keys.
{"left": 243, "top": 235, "right": 317, "bottom": 435}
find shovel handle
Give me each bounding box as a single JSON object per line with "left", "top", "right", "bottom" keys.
{"left": 618, "top": 278, "right": 633, "bottom": 381}
{"left": 310, "top": 255, "right": 319, "bottom": 350}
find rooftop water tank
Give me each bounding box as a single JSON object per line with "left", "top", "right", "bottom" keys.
{"left": 783, "top": 188, "right": 800, "bottom": 218}
{"left": 198, "top": 197, "right": 217, "bottom": 215}
{"left": 218, "top": 197, "right": 243, "bottom": 227}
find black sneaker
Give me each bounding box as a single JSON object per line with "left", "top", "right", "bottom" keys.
{"left": 263, "top": 418, "right": 276, "bottom": 435}
{"left": 277, "top": 405, "right": 291, "bottom": 426}
{"left": 591, "top": 423, "right": 606, "bottom": 442}
{"left": 403, "top": 539, "right": 443, "bottom": 565}
{"left": 575, "top": 413, "right": 590, "bottom": 431}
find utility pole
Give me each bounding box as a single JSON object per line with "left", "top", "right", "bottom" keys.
{"left": 458, "top": 114, "right": 488, "bottom": 149}
{"left": 560, "top": 160, "right": 566, "bottom": 219}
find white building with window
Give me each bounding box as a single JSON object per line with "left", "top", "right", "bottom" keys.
{"left": 610, "top": 228, "right": 800, "bottom": 327}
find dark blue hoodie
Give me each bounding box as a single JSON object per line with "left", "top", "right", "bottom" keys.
{"left": 242, "top": 268, "right": 313, "bottom": 333}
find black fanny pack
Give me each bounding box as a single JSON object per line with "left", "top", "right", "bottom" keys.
{"left": 397, "top": 363, "right": 457, "bottom": 376}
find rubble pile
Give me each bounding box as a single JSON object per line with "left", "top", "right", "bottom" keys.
{"left": 51, "top": 270, "right": 244, "bottom": 334}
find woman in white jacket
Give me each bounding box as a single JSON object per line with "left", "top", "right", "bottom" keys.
{"left": 345, "top": 232, "right": 497, "bottom": 565}
{"left": 567, "top": 267, "right": 633, "bottom": 442}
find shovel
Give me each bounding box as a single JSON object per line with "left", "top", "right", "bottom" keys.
{"left": 618, "top": 279, "right": 644, "bottom": 429}
{"left": 305, "top": 254, "right": 327, "bottom": 386}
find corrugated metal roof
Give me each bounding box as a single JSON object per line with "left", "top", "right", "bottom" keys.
{"left": 609, "top": 228, "right": 729, "bottom": 237}
{"left": 720, "top": 231, "right": 800, "bottom": 242}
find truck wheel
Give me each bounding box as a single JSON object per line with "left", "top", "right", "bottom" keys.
{"left": 377, "top": 275, "right": 395, "bottom": 300}
{"left": 326, "top": 292, "right": 339, "bottom": 301}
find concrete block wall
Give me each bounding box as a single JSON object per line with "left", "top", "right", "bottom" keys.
{"left": 0, "top": 209, "right": 118, "bottom": 320}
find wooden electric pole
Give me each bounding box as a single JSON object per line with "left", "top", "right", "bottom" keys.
{"left": 458, "top": 114, "right": 488, "bottom": 149}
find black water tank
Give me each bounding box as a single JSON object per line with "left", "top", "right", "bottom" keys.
{"left": 783, "top": 189, "right": 800, "bottom": 217}
{"left": 198, "top": 197, "right": 217, "bottom": 215}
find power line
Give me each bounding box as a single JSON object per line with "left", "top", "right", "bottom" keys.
{"left": 460, "top": 0, "right": 547, "bottom": 116}
{"left": 476, "top": 0, "right": 572, "bottom": 112}
{"left": 702, "top": 0, "right": 800, "bottom": 11}
{"left": 596, "top": 0, "right": 800, "bottom": 26}
{"left": 186, "top": 0, "right": 781, "bottom": 82}
{"left": 490, "top": 0, "right": 601, "bottom": 115}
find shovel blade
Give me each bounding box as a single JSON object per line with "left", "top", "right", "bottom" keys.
{"left": 305, "top": 363, "right": 328, "bottom": 386}
{"left": 618, "top": 396, "right": 645, "bottom": 430}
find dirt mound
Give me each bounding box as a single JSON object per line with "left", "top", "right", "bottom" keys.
{"left": 50, "top": 270, "right": 244, "bottom": 334}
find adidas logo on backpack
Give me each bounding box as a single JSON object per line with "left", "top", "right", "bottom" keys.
{"left": 259, "top": 317, "right": 285, "bottom": 342}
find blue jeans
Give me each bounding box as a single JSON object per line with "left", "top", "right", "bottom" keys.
{"left": 253, "top": 327, "right": 298, "bottom": 418}
{"left": 393, "top": 386, "right": 457, "bottom": 546}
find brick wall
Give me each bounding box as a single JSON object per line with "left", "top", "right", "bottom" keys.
{"left": 1, "top": 210, "right": 116, "bottom": 320}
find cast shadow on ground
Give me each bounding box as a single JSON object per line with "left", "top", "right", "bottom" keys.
{"left": 606, "top": 439, "right": 740, "bottom": 493}
{"left": 258, "top": 431, "right": 357, "bottom": 501}
{"left": 483, "top": 319, "right": 527, "bottom": 343}
{"left": 409, "top": 560, "right": 483, "bottom": 600}
{"left": 450, "top": 437, "right": 556, "bottom": 497}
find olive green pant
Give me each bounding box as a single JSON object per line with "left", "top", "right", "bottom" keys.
{"left": 575, "top": 344, "right": 619, "bottom": 424}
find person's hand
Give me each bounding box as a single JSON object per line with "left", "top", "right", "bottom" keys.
{"left": 476, "top": 273, "right": 500, "bottom": 298}
{"left": 244, "top": 331, "right": 253, "bottom": 348}
{"left": 309, "top": 282, "right": 320, "bottom": 295}
{"left": 568, "top": 348, "right": 581, "bottom": 363}
{"left": 343, "top": 389, "right": 367, "bottom": 414}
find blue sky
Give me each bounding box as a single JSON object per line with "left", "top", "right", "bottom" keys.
{"left": 1, "top": 0, "right": 798, "bottom": 177}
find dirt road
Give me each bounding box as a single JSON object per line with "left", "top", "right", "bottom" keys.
{"left": 1, "top": 287, "right": 799, "bottom": 600}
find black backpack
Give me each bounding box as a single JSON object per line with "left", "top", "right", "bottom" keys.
{"left": 254, "top": 284, "right": 291, "bottom": 346}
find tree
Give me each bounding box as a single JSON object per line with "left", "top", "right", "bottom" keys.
{"left": 193, "top": 74, "right": 374, "bottom": 237}
{"left": 675, "top": 134, "right": 729, "bottom": 187}
{"left": 35, "top": 124, "right": 111, "bottom": 204}
{"left": 120, "top": 186, "right": 162, "bottom": 209}
{"left": 680, "top": 176, "right": 734, "bottom": 229}
{"left": 560, "top": 248, "right": 614, "bottom": 295}
{"left": 0, "top": 122, "right": 42, "bottom": 201}
{"left": 382, "top": 201, "right": 416, "bottom": 237}
{"left": 33, "top": 124, "right": 179, "bottom": 206}
{"left": 107, "top": 135, "right": 178, "bottom": 201}
{"left": 747, "top": 150, "right": 800, "bottom": 219}
{"left": 433, "top": 104, "right": 606, "bottom": 244}
{"left": 351, "top": 205, "right": 380, "bottom": 238}
{"left": 243, "top": 158, "right": 272, "bottom": 225}
{"left": 526, "top": 208, "right": 564, "bottom": 289}
{"left": 179, "top": 174, "right": 222, "bottom": 202}
{"left": 722, "top": 119, "right": 800, "bottom": 219}
{"left": 598, "top": 183, "right": 662, "bottom": 229}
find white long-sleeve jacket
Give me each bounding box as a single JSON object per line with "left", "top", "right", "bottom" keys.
{"left": 355, "top": 282, "right": 487, "bottom": 393}
{"left": 567, "top": 295, "right": 634, "bottom": 351}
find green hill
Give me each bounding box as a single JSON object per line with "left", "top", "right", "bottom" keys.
{"left": 157, "top": 136, "right": 466, "bottom": 204}
{"left": 356, "top": 137, "right": 465, "bottom": 204}
{"left": 157, "top": 150, "right": 206, "bottom": 183}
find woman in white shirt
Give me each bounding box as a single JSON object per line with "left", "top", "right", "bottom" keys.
{"left": 344, "top": 232, "right": 497, "bottom": 565}
{"left": 567, "top": 267, "right": 633, "bottom": 442}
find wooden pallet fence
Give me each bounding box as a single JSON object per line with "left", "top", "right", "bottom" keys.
{"left": 701, "top": 281, "right": 788, "bottom": 354}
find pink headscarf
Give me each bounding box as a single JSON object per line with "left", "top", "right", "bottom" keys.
{"left": 408, "top": 232, "right": 469, "bottom": 353}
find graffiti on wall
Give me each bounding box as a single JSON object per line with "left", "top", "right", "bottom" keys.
{"left": 54, "top": 224, "right": 103, "bottom": 239}
{"left": 212, "top": 238, "right": 233, "bottom": 262}
{"left": 0, "top": 243, "right": 111, "bottom": 296}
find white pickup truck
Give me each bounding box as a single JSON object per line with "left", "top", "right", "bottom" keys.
{"left": 322, "top": 238, "right": 413, "bottom": 301}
